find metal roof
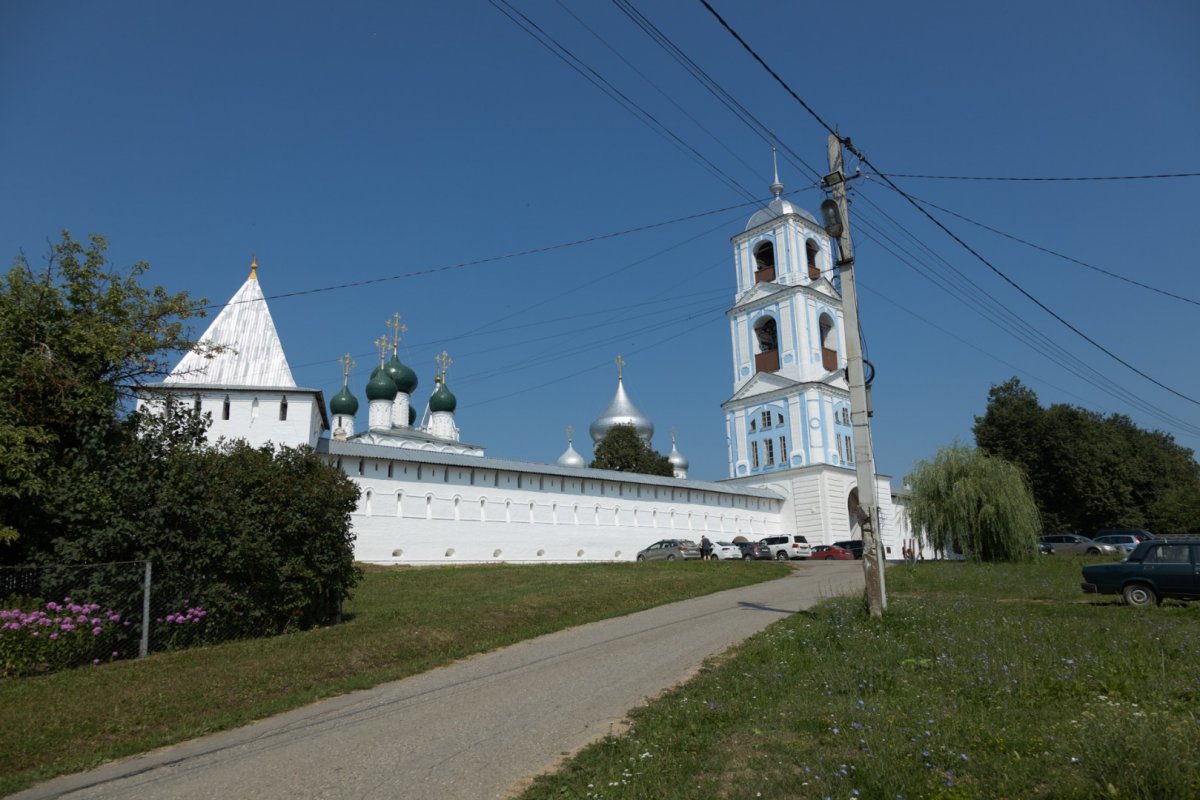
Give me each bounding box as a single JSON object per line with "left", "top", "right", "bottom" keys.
{"left": 317, "top": 438, "right": 783, "bottom": 500}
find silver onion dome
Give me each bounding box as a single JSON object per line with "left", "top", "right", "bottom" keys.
{"left": 589, "top": 376, "right": 653, "bottom": 445}
{"left": 557, "top": 442, "right": 585, "bottom": 468}
{"left": 668, "top": 443, "right": 688, "bottom": 471}
{"left": 667, "top": 428, "right": 688, "bottom": 477}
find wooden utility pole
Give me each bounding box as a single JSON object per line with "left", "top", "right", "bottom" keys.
{"left": 823, "top": 133, "right": 887, "bottom": 617}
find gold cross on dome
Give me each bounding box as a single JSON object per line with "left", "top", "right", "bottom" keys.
{"left": 436, "top": 350, "right": 452, "bottom": 380}
{"left": 337, "top": 352, "right": 355, "bottom": 385}
{"left": 374, "top": 336, "right": 389, "bottom": 367}
{"left": 248, "top": 253, "right": 258, "bottom": 280}
{"left": 614, "top": 354, "right": 624, "bottom": 380}
{"left": 671, "top": 426, "right": 677, "bottom": 445}
{"left": 566, "top": 425, "right": 574, "bottom": 445}
{"left": 386, "top": 312, "right": 407, "bottom": 352}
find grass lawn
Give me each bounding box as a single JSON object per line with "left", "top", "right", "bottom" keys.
{"left": 520, "top": 557, "right": 1200, "bottom": 800}
{"left": 0, "top": 560, "right": 787, "bottom": 797}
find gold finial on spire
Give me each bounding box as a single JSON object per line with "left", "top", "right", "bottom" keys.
{"left": 436, "top": 350, "right": 453, "bottom": 381}
{"left": 337, "top": 352, "right": 355, "bottom": 386}
{"left": 374, "top": 336, "right": 389, "bottom": 368}
{"left": 614, "top": 354, "right": 625, "bottom": 380}
{"left": 566, "top": 425, "right": 574, "bottom": 445}
{"left": 386, "top": 312, "right": 407, "bottom": 354}
{"left": 249, "top": 253, "right": 258, "bottom": 280}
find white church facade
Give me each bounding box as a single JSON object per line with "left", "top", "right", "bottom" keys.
{"left": 140, "top": 179, "right": 908, "bottom": 563}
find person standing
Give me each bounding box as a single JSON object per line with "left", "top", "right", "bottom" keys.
{"left": 700, "top": 535, "right": 713, "bottom": 561}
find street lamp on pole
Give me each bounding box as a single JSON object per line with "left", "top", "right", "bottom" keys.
{"left": 822, "top": 134, "right": 887, "bottom": 617}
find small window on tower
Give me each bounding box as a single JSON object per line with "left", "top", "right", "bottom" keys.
{"left": 753, "top": 241, "right": 776, "bottom": 283}
{"left": 765, "top": 439, "right": 775, "bottom": 466}
{"left": 806, "top": 240, "right": 821, "bottom": 280}
{"left": 193, "top": 395, "right": 201, "bottom": 414}
{"left": 749, "top": 419, "right": 757, "bottom": 432}
{"left": 780, "top": 435, "right": 787, "bottom": 460}
{"left": 751, "top": 442, "right": 760, "bottom": 469}
{"left": 222, "top": 396, "right": 230, "bottom": 420}
{"left": 777, "top": 413, "right": 784, "bottom": 425}
{"left": 279, "top": 396, "right": 288, "bottom": 421}
{"left": 761, "top": 410, "right": 772, "bottom": 429}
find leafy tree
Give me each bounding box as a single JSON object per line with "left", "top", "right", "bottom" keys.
{"left": 906, "top": 445, "right": 1041, "bottom": 562}
{"left": 590, "top": 424, "right": 674, "bottom": 476}
{"left": 1, "top": 233, "right": 360, "bottom": 638}
{"left": 0, "top": 232, "right": 206, "bottom": 550}
{"left": 973, "top": 377, "right": 1200, "bottom": 535}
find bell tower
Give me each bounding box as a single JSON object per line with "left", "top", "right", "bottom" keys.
{"left": 722, "top": 166, "right": 854, "bottom": 479}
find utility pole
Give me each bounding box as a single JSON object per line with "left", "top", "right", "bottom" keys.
{"left": 821, "top": 133, "right": 887, "bottom": 617}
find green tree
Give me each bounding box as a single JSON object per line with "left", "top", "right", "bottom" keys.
{"left": 0, "top": 232, "right": 206, "bottom": 551}
{"left": 590, "top": 424, "right": 674, "bottom": 476}
{"left": 973, "top": 377, "right": 1200, "bottom": 535}
{"left": 906, "top": 445, "right": 1041, "bottom": 562}
{"left": 0, "top": 232, "right": 360, "bottom": 637}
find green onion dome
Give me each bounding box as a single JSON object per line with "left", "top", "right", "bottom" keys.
{"left": 429, "top": 377, "right": 457, "bottom": 413}
{"left": 408, "top": 404, "right": 417, "bottom": 425}
{"left": 385, "top": 355, "right": 418, "bottom": 395}
{"left": 330, "top": 385, "right": 359, "bottom": 416}
{"left": 366, "top": 366, "right": 398, "bottom": 401}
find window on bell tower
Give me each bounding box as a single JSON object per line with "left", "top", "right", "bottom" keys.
{"left": 806, "top": 240, "right": 821, "bottom": 280}
{"left": 819, "top": 313, "right": 838, "bottom": 371}
{"left": 753, "top": 241, "right": 776, "bottom": 283}
{"left": 753, "top": 317, "right": 779, "bottom": 373}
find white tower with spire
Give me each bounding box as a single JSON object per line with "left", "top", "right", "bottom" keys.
{"left": 138, "top": 256, "right": 328, "bottom": 449}
{"left": 723, "top": 157, "right": 850, "bottom": 477}
{"left": 721, "top": 159, "right": 898, "bottom": 554}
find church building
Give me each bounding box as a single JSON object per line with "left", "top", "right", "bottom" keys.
{"left": 140, "top": 176, "right": 906, "bottom": 563}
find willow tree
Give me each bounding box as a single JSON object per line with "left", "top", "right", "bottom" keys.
{"left": 905, "top": 445, "right": 1041, "bottom": 562}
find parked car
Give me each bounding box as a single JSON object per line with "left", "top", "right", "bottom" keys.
{"left": 1039, "top": 541, "right": 1054, "bottom": 555}
{"left": 811, "top": 544, "right": 854, "bottom": 561}
{"left": 710, "top": 541, "right": 744, "bottom": 560}
{"left": 1081, "top": 538, "right": 1200, "bottom": 606}
{"left": 737, "top": 541, "right": 772, "bottom": 560}
{"left": 1092, "top": 533, "right": 1142, "bottom": 555}
{"left": 760, "top": 534, "right": 812, "bottom": 561}
{"left": 1039, "top": 534, "right": 1120, "bottom": 556}
{"left": 833, "top": 540, "right": 865, "bottom": 560}
{"left": 636, "top": 539, "right": 701, "bottom": 561}
{"left": 1095, "top": 528, "right": 1153, "bottom": 543}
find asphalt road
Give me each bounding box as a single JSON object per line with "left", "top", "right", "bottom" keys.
{"left": 17, "top": 561, "right": 864, "bottom": 800}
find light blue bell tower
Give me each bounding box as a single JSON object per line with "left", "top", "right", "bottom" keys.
{"left": 722, "top": 159, "right": 855, "bottom": 479}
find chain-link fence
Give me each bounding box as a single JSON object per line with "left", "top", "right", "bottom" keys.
{"left": 0, "top": 561, "right": 224, "bottom": 678}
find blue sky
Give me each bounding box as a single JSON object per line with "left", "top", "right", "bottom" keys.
{"left": 2, "top": 1, "right": 1197, "bottom": 482}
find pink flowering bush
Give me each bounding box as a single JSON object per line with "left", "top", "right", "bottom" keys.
{"left": 2, "top": 598, "right": 140, "bottom": 677}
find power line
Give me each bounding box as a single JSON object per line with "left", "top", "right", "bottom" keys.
{"left": 875, "top": 171, "right": 1200, "bottom": 182}
{"left": 488, "top": 0, "right": 762, "bottom": 204}
{"left": 696, "top": 0, "right": 1200, "bottom": 409}
{"left": 611, "top": 0, "right": 825, "bottom": 185}
{"left": 202, "top": 198, "right": 764, "bottom": 312}
{"left": 895, "top": 188, "right": 1200, "bottom": 308}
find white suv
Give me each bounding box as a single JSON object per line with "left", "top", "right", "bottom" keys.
{"left": 760, "top": 534, "right": 812, "bottom": 561}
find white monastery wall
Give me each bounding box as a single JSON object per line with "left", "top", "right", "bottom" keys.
{"left": 320, "top": 441, "right": 784, "bottom": 564}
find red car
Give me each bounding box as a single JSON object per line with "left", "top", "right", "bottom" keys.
{"left": 811, "top": 545, "right": 854, "bottom": 561}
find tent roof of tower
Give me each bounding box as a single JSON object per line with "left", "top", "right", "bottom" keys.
{"left": 164, "top": 271, "right": 297, "bottom": 388}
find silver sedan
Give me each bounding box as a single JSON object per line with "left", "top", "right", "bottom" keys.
{"left": 1040, "top": 534, "right": 1120, "bottom": 556}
